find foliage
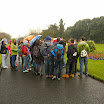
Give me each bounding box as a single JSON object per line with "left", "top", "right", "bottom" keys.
{"left": 86, "top": 40, "right": 96, "bottom": 52}
{"left": 65, "top": 16, "right": 104, "bottom": 43}
{"left": 0, "top": 32, "right": 11, "bottom": 42}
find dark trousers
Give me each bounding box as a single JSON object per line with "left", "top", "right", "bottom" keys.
{"left": 66, "top": 58, "right": 76, "bottom": 74}
{"left": 10, "top": 56, "right": 12, "bottom": 67}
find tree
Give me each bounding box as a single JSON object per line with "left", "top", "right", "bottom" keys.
{"left": 59, "top": 19, "right": 65, "bottom": 38}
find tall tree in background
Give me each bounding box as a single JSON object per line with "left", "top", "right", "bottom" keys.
{"left": 59, "top": 19, "right": 65, "bottom": 38}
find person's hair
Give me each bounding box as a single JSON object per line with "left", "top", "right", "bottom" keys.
{"left": 81, "top": 36, "right": 85, "bottom": 41}
{"left": 18, "top": 40, "right": 21, "bottom": 45}
{"left": 71, "top": 39, "right": 74, "bottom": 43}
{"left": 2, "top": 41, "right": 4, "bottom": 45}
{"left": 59, "top": 40, "right": 65, "bottom": 48}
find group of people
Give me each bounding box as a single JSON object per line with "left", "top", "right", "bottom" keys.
{"left": 0, "top": 35, "right": 90, "bottom": 80}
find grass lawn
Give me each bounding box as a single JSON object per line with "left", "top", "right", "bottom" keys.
{"left": 65, "top": 43, "right": 104, "bottom": 81}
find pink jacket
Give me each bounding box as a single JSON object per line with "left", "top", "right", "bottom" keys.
{"left": 8, "top": 40, "right": 12, "bottom": 55}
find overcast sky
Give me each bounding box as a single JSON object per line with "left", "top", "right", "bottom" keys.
{"left": 0, "top": 0, "right": 104, "bottom": 38}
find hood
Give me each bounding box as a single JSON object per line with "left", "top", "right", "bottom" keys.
{"left": 79, "top": 41, "right": 86, "bottom": 46}
{"left": 46, "top": 36, "right": 51, "bottom": 41}
{"left": 23, "top": 40, "right": 28, "bottom": 46}
{"left": 57, "top": 44, "right": 63, "bottom": 50}
{"left": 9, "top": 40, "right": 12, "bottom": 44}
{"left": 11, "top": 38, "right": 15, "bottom": 43}
{"left": 57, "top": 37, "right": 60, "bottom": 42}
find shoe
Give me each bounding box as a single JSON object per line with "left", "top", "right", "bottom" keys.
{"left": 62, "top": 74, "right": 67, "bottom": 78}
{"left": 78, "top": 74, "right": 82, "bottom": 78}
{"left": 85, "top": 73, "right": 89, "bottom": 77}
{"left": 52, "top": 76, "right": 56, "bottom": 80}
{"left": 15, "top": 62, "right": 17, "bottom": 67}
{"left": 3, "top": 66, "right": 8, "bottom": 69}
{"left": 49, "top": 75, "right": 53, "bottom": 78}
{"left": 57, "top": 78, "right": 60, "bottom": 80}
{"left": 45, "top": 75, "right": 49, "bottom": 78}
{"left": 66, "top": 74, "right": 69, "bottom": 78}
{"left": 70, "top": 74, "right": 74, "bottom": 78}
{"left": 27, "top": 68, "right": 31, "bottom": 71}
{"left": 23, "top": 70, "right": 29, "bottom": 73}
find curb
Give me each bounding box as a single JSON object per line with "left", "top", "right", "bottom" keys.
{"left": 77, "top": 69, "right": 104, "bottom": 83}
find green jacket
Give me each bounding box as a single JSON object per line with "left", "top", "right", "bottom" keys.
{"left": 11, "top": 38, "right": 18, "bottom": 56}
{"left": 77, "top": 41, "right": 90, "bottom": 57}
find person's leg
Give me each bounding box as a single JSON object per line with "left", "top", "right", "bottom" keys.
{"left": 79, "top": 58, "right": 84, "bottom": 75}
{"left": 58, "top": 61, "right": 63, "bottom": 78}
{"left": 84, "top": 57, "right": 88, "bottom": 74}
{"left": 44, "top": 59, "right": 48, "bottom": 76}
{"left": 27, "top": 56, "right": 30, "bottom": 70}
{"left": 1, "top": 54, "right": 6, "bottom": 68}
{"left": 49, "top": 59, "right": 53, "bottom": 76}
{"left": 12, "top": 55, "right": 15, "bottom": 68}
{"left": 10, "top": 56, "right": 12, "bottom": 67}
{"left": 23, "top": 56, "right": 26, "bottom": 71}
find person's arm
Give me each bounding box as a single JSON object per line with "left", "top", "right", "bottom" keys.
{"left": 11, "top": 44, "right": 18, "bottom": 52}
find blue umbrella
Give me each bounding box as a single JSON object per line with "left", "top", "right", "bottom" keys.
{"left": 29, "top": 35, "right": 42, "bottom": 47}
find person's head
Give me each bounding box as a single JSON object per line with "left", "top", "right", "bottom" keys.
{"left": 59, "top": 40, "right": 65, "bottom": 47}
{"left": 71, "top": 39, "right": 74, "bottom": 43}
{"left": 9, "top": 40, "right": 12, "bottom": 44}
{"left": 46, "top": 35, "right": 51, "bottom": 41}
{"left": 68, "top": 38, "right": 72, "bottom": 44}
{"left": 74, "top": 39, "right": 77, "bottom": 44}
{"left": 57, "top": 37, "right": 60, "bottom": 42}
{"left": 18, "top": 40, "right": 21, "bottom": 45}
{"left": 23, "top": 40, "right": 28, "bottom": 46}
{"left": 81, "top": 36, "right": 85, "bottom": 41}
{"left": 2, "top": 41, "right": 5, "bottom": 45}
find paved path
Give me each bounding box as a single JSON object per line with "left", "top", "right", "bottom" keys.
{"left": 0, "top": 57, "right": 104, "bottom": 104}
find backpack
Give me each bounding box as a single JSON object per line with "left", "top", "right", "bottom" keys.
{"left": 32, "top": 46, "right": 41, "bottom": 58}
{"left": 55, "top": 48, "right": 63, "bottom": 60}
{"left": 42, "top": 43, "right": 51, "bottom": 57}
{"left": 81, "top": 49, "right": 87, "bottom": 57}
{"left": 70, "top": 45, "right": 77, "bottom": 57}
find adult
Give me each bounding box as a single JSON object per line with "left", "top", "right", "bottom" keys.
{"left": 77, "top": 36, "right": 90, "bottom": 77}
{"left": 1, "top": 41, "right": 8, "bottom": 68}
{"left": 11, "top": 38, "right": 18, "bottom": 70}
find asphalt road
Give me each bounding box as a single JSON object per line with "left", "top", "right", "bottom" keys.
{"left": 0, "top": 57, "right": 104, "bottom": 104}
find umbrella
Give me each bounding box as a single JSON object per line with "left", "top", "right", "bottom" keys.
{"left": 29, "top": 35, "right": 42, "bottom": 47}
{"left": 23, "top": 35, "right": 35, "bottom": 41}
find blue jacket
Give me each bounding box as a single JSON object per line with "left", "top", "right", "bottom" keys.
{"left": 51, "top": 44, "right": 64, "bottom": 60}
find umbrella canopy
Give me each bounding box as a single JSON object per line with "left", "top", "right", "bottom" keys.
{"left": 29, "top": 35, "right": 42, "bottom": 47}
{"left": 23, "top": 35, "right": 35, "bottom": 41}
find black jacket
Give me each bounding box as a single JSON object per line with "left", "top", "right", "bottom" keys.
{"left": 1, "top": 44, "right": 7, "bottom": 54}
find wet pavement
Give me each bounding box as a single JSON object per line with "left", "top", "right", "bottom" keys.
{"left": 0, "top": 57, "right": 104, "bottom": 104}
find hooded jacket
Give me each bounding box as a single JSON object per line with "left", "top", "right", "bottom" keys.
{"left": 77, "top": 41, "right": 90, "bottom": 57}
{"left": 11, "top": 38, "right": 18, "bottom": 56}
{"left": 1, "top": 41, "right": 7, "bottom": 54}
{"left": 8, "top": 40, "right": 12, "bottom": 56}
{"left": 51, "top": 44, "right": 64, "bottom": 61}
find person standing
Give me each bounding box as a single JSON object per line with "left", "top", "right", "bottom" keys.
{"left": 77, "top": 36, "right": 90, "bottom": 78}
{"left": 1, "top": 41, "right": 8, "bottom": 69}
{"left": 11, "top": 38, "right": 18, "bottom": 70}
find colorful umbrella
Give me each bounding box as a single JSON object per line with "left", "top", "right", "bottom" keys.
{"left": 23, "top": 35, "right": 35, "bottom": 41}
{"left": 29, "top": 35, "right": 42, "bottom": 47}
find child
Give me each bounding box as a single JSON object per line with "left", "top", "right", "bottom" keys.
{"left": 51, "top": 40, "right": 64, "bottom": 80}
{"left": 22, "top": 40, "right": 30, "bottom": 72}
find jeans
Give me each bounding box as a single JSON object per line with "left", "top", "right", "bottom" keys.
{"left": 44, "top": 58, "right": 53, "bottom": 75}
{"left": 1, "top": 54, "right": 6, "bottom": 67}
{"left": 12, "top": 55, "right": 17, "bottom": 67}
{"left": 34, "top": 62, "right": 42, "bottom": 74}
{"left": 23, "top": 56, "right": 30, "bottom": 71}
{"left": 79, "top": 57, "right": 88, "bottom": 75}
{"left": 53, "top": 60, "right": 63, "bottom": 78}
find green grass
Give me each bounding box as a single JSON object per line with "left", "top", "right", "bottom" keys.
{"left": 65, "top": 43, "right": 104, "bottom": 81}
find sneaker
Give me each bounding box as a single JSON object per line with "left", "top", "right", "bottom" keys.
{"left": 45, "top": 75, "right": 49, "bottom": 78}
{"left": 3, "top": 66, "right": 8, "bottom": 69}
{"left": 23, "top": 70, "right": 29, "bottom": 73}
{"left": 15, "top": 62, "right": 18, "bottom": 67}
{"left": 52, "top": 76, "right": 56, "bottom": 80}
{"left": 85, "top": 73, "right": 89, "bottom": 77}
{"left": 57, "top": 78, "right": 60, "bottom": 80}
{"left": 27, "top": 68, "right": 31, "bottom": 71}
{"left": 78, "top": 74, "right": 82, "bottom": 78}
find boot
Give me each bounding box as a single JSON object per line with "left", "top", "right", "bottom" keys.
{"left": 62, "top": 74, "right": 67, "bottom": 78}
{"left": 66, "top": 74, "right": 69, "bottom": 78}
{"left": 49, "top": 75, "right": 53, "bottom": 78}
{"left": 70, "top": 74, "right": 74, "bottom": 78}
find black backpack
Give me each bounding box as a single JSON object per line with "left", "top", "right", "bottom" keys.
{"left": 70, "top": 45, "right": 77, "bottom": 57}
{"left": 32, "top": 46, "right": 41, "bottom": 58}
{"left": 42, "top": 43, "right": 51, "bottom": 57}
{"left": 55, "top": 48, "right": 64, "bottom": 60}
